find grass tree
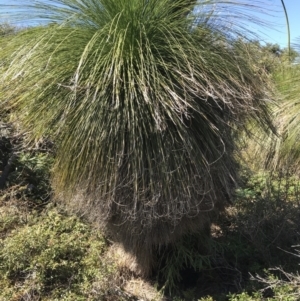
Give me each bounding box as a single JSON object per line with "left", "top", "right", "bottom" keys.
{"left": 273, "top": 62, "right": 300, "bottom": 173}
{"left": 240, "top": 37, "right": 300, "bottom": 175}
{"left": 0, "top": 0, "right": 273, "bottom": 275}
{"left": 251, "top": 46, "right": 300, "bottom": 174}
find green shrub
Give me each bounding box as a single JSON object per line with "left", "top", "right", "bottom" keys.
{"left": 241, "top": 46, "right": 300, "bottom": 175}
{"left": 0, "top": 208, "right": 116, "bottom": 300}
{"left": 226, "top": 171, "right": 300, "bottom": 269}
{"left": 158, "top": 233, "right": 212, "bottom": 292}
{"left": 7, "top": 152, "right": 53, "bottom": 204}
{"left": 228, "top": 269, "right": 300, "bottom": 301}
{"left": 0, "top": 117, "right": 53, "bottom": 206}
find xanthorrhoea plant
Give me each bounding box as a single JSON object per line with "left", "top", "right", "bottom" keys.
{"left": 260, "top": 47, "right": 300, "bottom": 174}
{"left": 0, "top": 0, "right": 273, "bottom": 275}
{"left": 240, "top": 39, "right": 300, "bottom": 175}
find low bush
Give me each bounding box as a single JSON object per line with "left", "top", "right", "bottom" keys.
{"left": 0, "top": 118, "right": 53, "bottom": 207}
{"left": 0, "top": 208, "right": 117, "bottom": 301}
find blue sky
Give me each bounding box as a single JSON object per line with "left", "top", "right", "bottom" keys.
{"left": 253, "top": 0, "right": 300, "bottom": 48}
{"left": 1, "top": 0, "right": 299, "bottom": 48}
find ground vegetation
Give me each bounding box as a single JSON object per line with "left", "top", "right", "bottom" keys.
{"left": 1, "top": 1, "right": 300, "bottom": 300}
{"left": 0, "top": 0, "right": 274, "bottom": 276}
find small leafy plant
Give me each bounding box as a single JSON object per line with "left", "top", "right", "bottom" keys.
{"left": 0, "top": 208, "right": 117, "bottom": 301}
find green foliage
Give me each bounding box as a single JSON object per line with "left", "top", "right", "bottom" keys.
{"left": 230, "top": 171, "right": 300, "bottom": 265}
{"left": 1, "top": 2, "right": 300, "bottom": 301}
{"left": 1, "top": 152, "right": 53, "bottom": 204}
{"left": 0, "top": 1, "right": 274, "bottom": 259}
{"left": 1, "top": 124, "right": 300, "bottom": 301}
{"left": 159, "top": 233, "right": 211, "bottom": 293}
{"left": 0, "top": 208, "right": 116, "bottom": 301}
{"left": 186, "top": 170, "right": 300, "bottom": 300}
{"left": 199, "top": 297, "right": 215, "bottom": 301}
{"left": 0, "top": 100, "right": 54, "bottom": 205}
{"left": 228, "top": 269, "right": 300, "bottom": 301}
{"left": 237, "top": 170, "right": 300, "bottom": 202}
{"left": 238, "top": 41, "right": 282, "bottom": 74}
{"left": 267, "top": 63, "right": 300, "bottom": 174}
{"left": 0, "top": 129, "right": 54, "bottom": 205}
{"left": 241, "top": 41, "right": 300, "bottom": 175}
{"left": 227, "top": 292, "right": 262, "bottom": 301}
{"left": 11, "top": 152, "right": 53, "bottom": 202}
{"left": 0, "top": 202, "right": 31, "bottom": 235}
